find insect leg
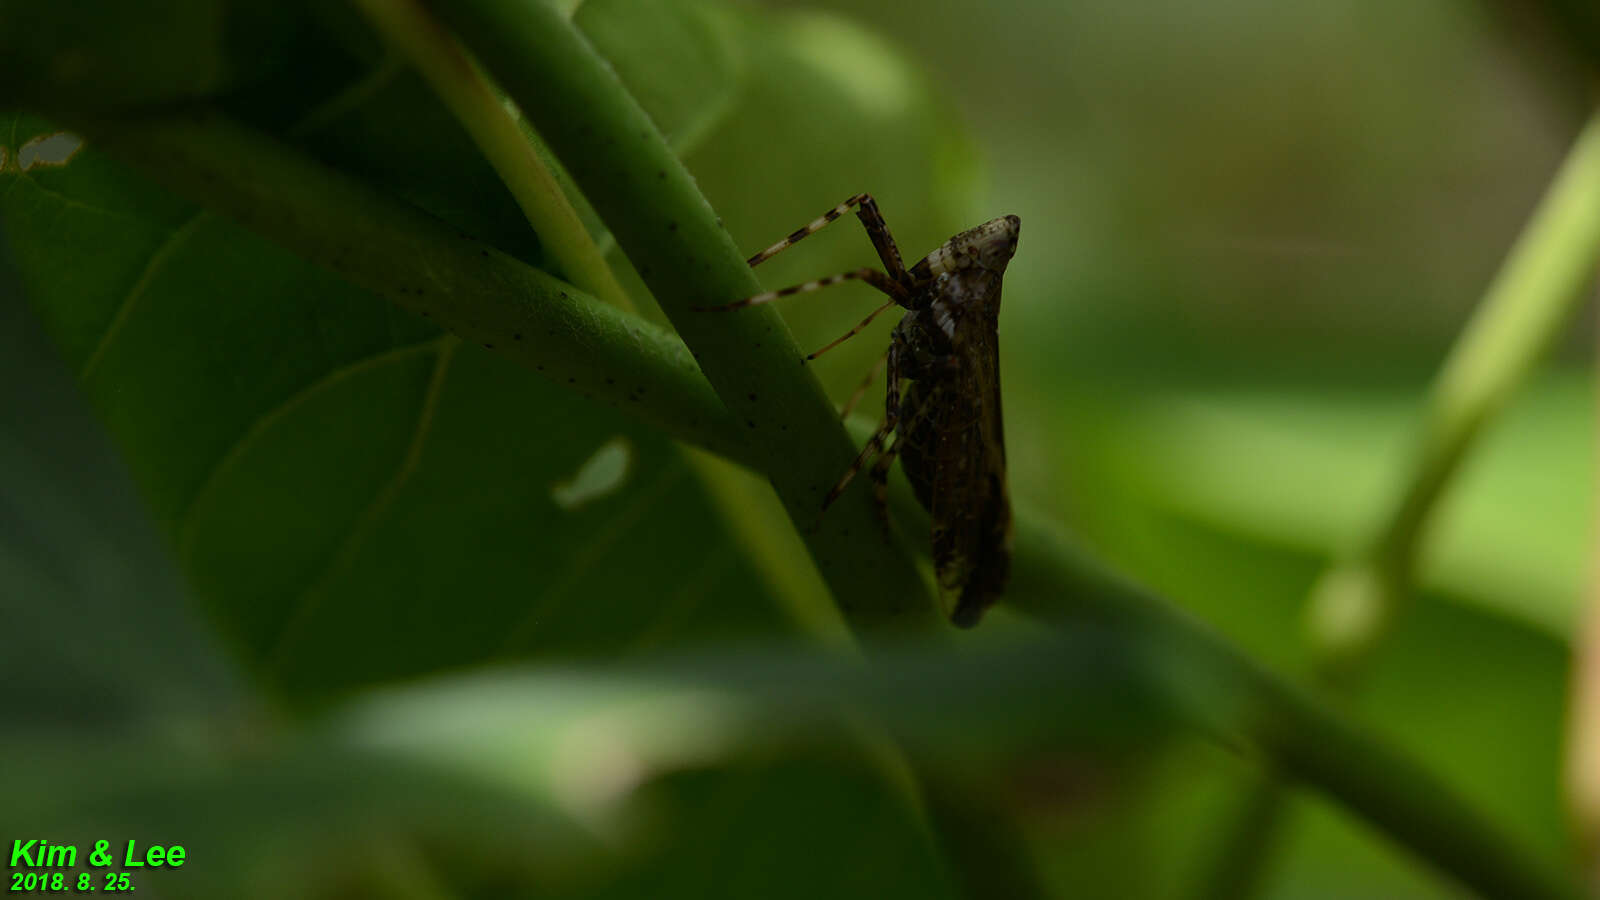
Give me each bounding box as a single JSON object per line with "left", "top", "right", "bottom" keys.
{"left": 869, "top": 430, "right": 907, "bottom": 534}
{"left": 822, "top": 420, "right": 890, "bottom": 512}
{"left": 745, "top": 194, "right": 910, "bottom": 285}
{"left": 692, "top": 267, "right": 906, "bottom": 312}
{"left": 829, "top": 383, "right": 941, "bottom": 526}
{"left": 839, "top": 349, "right": 890, "bottom": 420}
{"left": 869, "top": 384, "right": 942, "bottom": 533}
{"left": 852, "top": 194, "right": 911, "bottom": 284}
{"left": 746, "top": 194, "right": 872, "bottom": 267}
{"left": 821, "top": 350, "right": 901, "bottom": 512}
{"left": 805, "top": 299, "right": 898, "bottom": 361}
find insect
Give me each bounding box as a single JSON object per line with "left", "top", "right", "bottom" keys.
{"left": 699, "top": 194, "right": 1019, "bottom": 627}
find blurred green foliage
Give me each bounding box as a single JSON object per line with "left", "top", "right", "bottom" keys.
{"left": 2, "top": 0, "right": 1594, "bottom": 897}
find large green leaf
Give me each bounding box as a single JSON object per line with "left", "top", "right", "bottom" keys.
{"left": 0, "top": 226, "right": 593, "bottom": 899}
{"left": 1, "top": 0, "right": 975, "bottom": 694}
{"left": 0, "top": 222, "right": 243, "bottom": 732}
{"left": 1, "top": 1, "right": 993, "bottom": 897}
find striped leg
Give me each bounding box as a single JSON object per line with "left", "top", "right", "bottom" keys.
{"left": 868, "top": 385, "right": 939, "bottom": 532}
{"left": 691, "top": 267, "right": 906, "bottom": 312}
{"left": 824, "top": 420, "right": 889, "bottom": 513}
{"left": 822, "top": 354, "right": 901, "bottom": 511}
{"left": 839, "top": 349, "right": 890, "bottom": 419}
{"left": 869, "top": 430, "right": 909, "bottom": 534}
{"left": 806, "top": 299, "right": 899, "bottom": 362}
{"left": 746, "top": 193, "right": 910, "bottom": 284}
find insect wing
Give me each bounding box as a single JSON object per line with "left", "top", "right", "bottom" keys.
{"left": 926, "top": 283, "right": 1012, "bottom": 627}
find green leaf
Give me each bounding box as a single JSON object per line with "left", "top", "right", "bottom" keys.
{"left": 0, "top": 228, "right": 245, "bottom": 732}
{"left": 1, "top": 4, "right": 989, "bottom": 895}
{"left": 2, "top": 0, "right": 996, "bottom": 682}
{"left": 4, "top": 120, "right": 794, "bottom": 699}
{"left": 577, "top": 0, "right": 741, "bottom": 156}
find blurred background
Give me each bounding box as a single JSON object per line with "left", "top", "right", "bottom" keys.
{"left": 3, "top": 0, "right": 1598, "bottom": 896}
{"left": 693, "top": 1, "right": 1594, "bottom": 894}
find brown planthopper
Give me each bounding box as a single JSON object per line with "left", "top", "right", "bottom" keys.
{"left": 697, "top": 194, "right": 1019, "bottom": 627}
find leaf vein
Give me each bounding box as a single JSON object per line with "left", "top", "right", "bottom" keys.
{"left": 81, "top": 213, "right": 209, "bottom": 379}
{"left": 264, "top": 336, "right": 460, "bottom": 670}
{"left": 176, "top": 335, "right": 450, "bottom": 557}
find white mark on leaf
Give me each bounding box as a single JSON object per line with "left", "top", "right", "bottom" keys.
{"left": 551, "top": 436, "right": 633, "bottom": 510}
{"left": 19, "top": 131, "right": 84, "bottom": 171}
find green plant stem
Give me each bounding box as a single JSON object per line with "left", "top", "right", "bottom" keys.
{"left": 348, "top": 0, "right": 860, "bottom": 655}
{"left": 429, "top": 0, "right": 935, "bottom": 632}
{"left": 76, "top": 110, "right": 744, "bottom": 463}
{"left": 76, "top": 109, "right": 1577, "bottom": 898}
{"left": 349, "top": 0, "right": 633, "bottom": 312}
{"left": 1308, "top": 106, "right": 1600, "bottom": 669}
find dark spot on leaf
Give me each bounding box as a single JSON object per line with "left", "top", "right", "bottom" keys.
{"left": 747, "top": 393, "right": 757, "bottom": 401}
{"left": 657, "top": 170, "right": 666, "bottom": 179}
{"left": 480, "top": 249, "right": 489, "bottom": 257}
{"left": 483, "top": 343, "right": 493, "bottom": 350}
{"left": 567, "top": 377, "right": 576, "bottom": 384}
{"left": 514, "top": 333, "right": 523, "bottom": 340}
{"left": 605, "top": 377, "right": 615, "bottom": 385}
{"left": 746, "top": 420, "right": 756, "bottom": 428}
{"left": 668, "top": 222, "right": 678, "bottom": 232}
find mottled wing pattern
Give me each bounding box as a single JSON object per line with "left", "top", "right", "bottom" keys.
{"left": 932, "top": 313, "right": 1011, "bottom": 627}
{"left": 899, "top": 279, "right": 1012, "bottom": 627}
